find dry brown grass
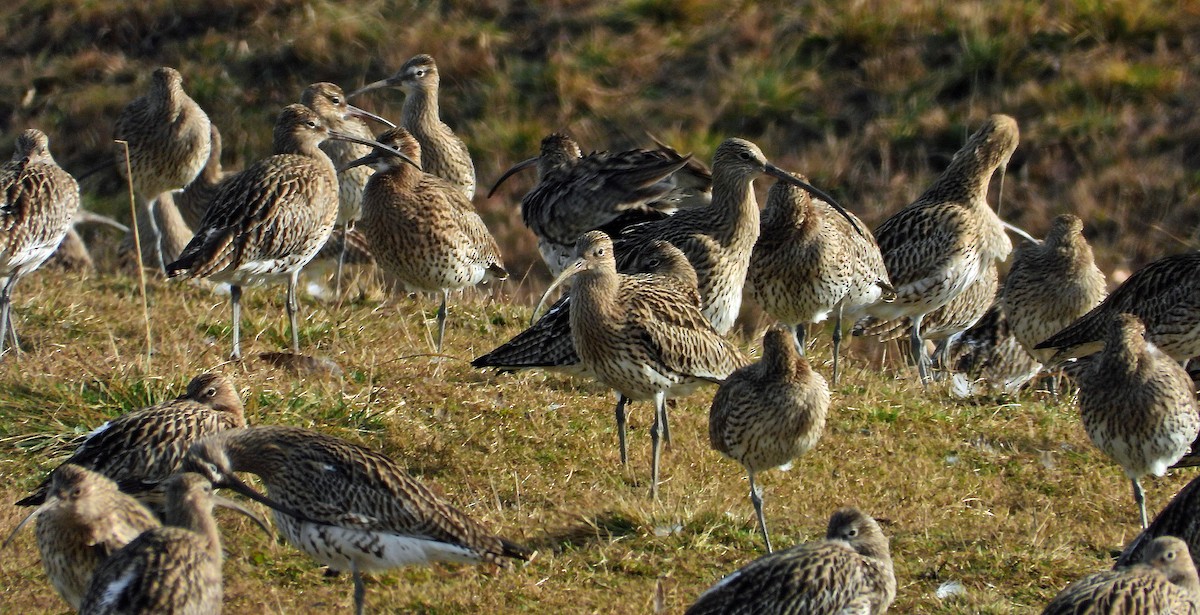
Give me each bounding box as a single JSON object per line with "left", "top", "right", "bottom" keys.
{"left": 0, "top": 264, "right": 1193, "bottom": 613}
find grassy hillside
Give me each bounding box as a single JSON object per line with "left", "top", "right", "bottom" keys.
{"left": 2, "top": 1, "right": 1200, "bottom": 613}
{"left": 2, "top": 0, "right": 1199, "bottom": 281}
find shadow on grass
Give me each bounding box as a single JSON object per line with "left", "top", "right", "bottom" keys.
{"left": 529, "top": 510, "right": 641, "bottom": 553}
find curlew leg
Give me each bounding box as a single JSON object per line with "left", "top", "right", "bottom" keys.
{"left": 792, "top": 324, "right": 807, "bottom": 357}
{"left": 0, "top": 274, "right": 18, "bottom": 356}
{"left": 146, "top": 197, "right": 167, "bottom": 274}
{"left": 436, "top": 288, "right": 448, "bottom": 352}
{"left": 1132, "top": 478, "right": 1149, "bottom": 529}
{"left": 287, "top": 271, "right": 301, "bottom": 354}
{"left": 352, "top": 563, "right": 365, "bottom": 615}
{"left": 832, "top": 305, "right": 844, "bottom": 386}
{"left": 748, "top": 472, "right": 772, "bottom": 553}
{"left": 649, "top": 391, "right": 666, "bottom": 500}
{"left": 615, "top": 394, "right": 630, "bottom": 466}
{"left": 910, "top": 313, "right": 931, "bottom": 383}
{"left": 334, "top": 221, "right": 350, "bottom": 298}
{"left": 230, "top": 285, "right": 243, "bottom": 360}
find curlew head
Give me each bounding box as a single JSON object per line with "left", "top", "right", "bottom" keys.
{"left": 161, "top": 472, "right": 272, "bottom": 537}
{"left": 349, "top": 53, "right": 440, "bottom": 99}
{"left": 337, "top": 127, "right": 423, "bottom": 173}
{"left": 182, "top": 372, "right": 243, "bottom": 416}
{"left": 277, "top": 104, "right": 419, "bottom": 168}
{"left": 633, "top": 239, "right": 698, "bottom": 289}
{"left": 714, "top": 138, "right": 864, "bottom": 237}
{"left": 301, "top": 82, "right": 395, "bottom": 130}
{"left": 761, "top": 325, "right": 808, "bottom": 374}
{"left": 946, "top": 114, "right": 1020, "bottom": 215}
{"left": 1142, "top": 536, "right": 1200, "bottom": 591}
{"left": 532, "top": 231, "right": 616, "bottom": 321}
{"left": 150, "top": 66, "right": 185, "bottom": 98}
{"left": 826, "top": 507, "right": 891, "bottom": 562}
{"left": 487, "top": 132, "right": 582, "bottom": 198}
{"left": 12, "top": 129, "right": 53, "bottom": 165}
{"left": 4, "top": 464, "right": 121, "bottom": 548}
{"left": 1045, "top": 214, "right": 1085, "bottom": 248}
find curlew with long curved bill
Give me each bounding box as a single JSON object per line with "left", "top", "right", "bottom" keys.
{"left": 165, "top": 104, "right": 417, "bottom": 359}
{"left": 1042, "top": 536, "right": 1200, "bottom": 614}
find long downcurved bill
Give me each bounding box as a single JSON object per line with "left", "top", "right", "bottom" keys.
{"left": 764, "top": 164, "right": 865, "bottom": 238}
{"left": 345, "top": 104, "right": 396, "bottom": 129}
{"left": 212, "top": 493, "right": 274, "bottom": 536}
{"left": 214, "top": 472, "right": 321, "bottom": 525}
{"left": 488, "top": 157, "right": 539, "bottom": 198}
{"left": 329, "top": 131, "right": 421, "bottom": 172}
{"left": 532, "top": 257, "right": 588, "bottom": 325}
{"left": 3, "top": 504, "right": 45, "bottom": 548}
{"left": 347, "top": 77, "right": 398, "bottom": 100}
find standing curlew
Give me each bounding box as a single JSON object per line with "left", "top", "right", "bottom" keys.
{"left": 615, "top": 137, "right": 861, "bottom": 337}
{"left": 175, "top": 123, "right": 228, "bottom": 231}
{"left": 341, "top": 127, "right": 506, "bottom": 351}
{"left": 861, "top": 114, "right": 1018, "bottom": 383}
{"left": 301, "top": 82, "right": 395, "bottom": 294}
{"left": 747, "top": 175, "right": 891, "bottom": 384}
{"left": 1002, "top": 214, "right": 1107, "bottom": 364}
{"left": 79, "top": 473, "right": 237, "bottom": 614}
{"left": 16, "top": 373, "right": 244, "bottom": 507}
{"left": 10, "top": 465, "right": 161, "bottom": 611}
{"left": 535, "top": 231, "right": 748, "bottom": 498}
{"left": 165, "top": 104, "right": 416, "bottom": 359}
{"left": 488, "top": 132, "right": 700, "bottom": 276}
{"left": 351, "top": 54, "right": 476, "bottom": 199}
{"left": 0, "top": 128, "right": 80, "bottom": 355}
{"left": 686, "top": 507, "right": 895, "bottom": 615}
{"left": 118, "top": 189, "right": 194, "bottom": 271}
{"left": 709, "top": 326, "right": 831, "bottom": 553}
{"left": 1042, "top": 536, "right": 1200, "bottom": 614}
{"left": 945, "top": 299, "right": 1043, "bottom": 397}
{"left": 1035, "top": 251, "right": 1200, "bottom": 363}
{"left": 112, "top": 66, "right": 211, "bottom": 272}
{"left": 1075, "top": 313, "right": 1199, "bottom": 529}
{"left": 185, "top": 425, "right": 532, "bottom": 615}
{"left": 476, "top": 239, "right": 700, "bottom": 465}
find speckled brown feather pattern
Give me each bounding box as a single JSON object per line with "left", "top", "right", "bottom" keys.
{"left": 112, "top": 67, "right": 211, "bottom": 201}
{"left": 187, "top": 425, "right": 531, "bottom": 570}
{"left": 1036, "top": 251, "right": 1200, "bottom": 362}
{"left": 32, "top": 465, "right": 161, "bottom": 611}
{"left": 17, "top": 373, "right": 244, "bottom": 507}
{"left": 80, "top": 474, "right": 225, "bottom": 615}
{"left": 867, "top": 114, "right": 1017, "bottom": 323}
{"left": 0, "top": 129, "right": 79, "bottom": 279}
{"left": 176, "top": 123, "right": 228, "bottom": 231}
{"left": 46, "top": 227, "right": 93, "bottom": 272}
{"left": 1076, "top": 314, "right": 1200, "bottom": 526}
{"left": 117, "top": 191, "right": 194, "bottom": 270}
{"left": 303, "top": 82, "right": 377, "bottom": 226}
{"left": 472, "top": 238, "right": 699, "bottom": 373}
{"left": 167, "top": 104, "right": 339, "bottom": 286}
{"left": 686, "top": 508, "right": 895, "bottom": 615}
{"left": 855, "top": 264, "right": 998, "bottom": 344}
{"left": 1043, "top": 536, "right": 1200, "bottom": 615}
{"left": 948, "top": 299, "right": 1043, "bottom": 396}
{"left": 356, "top": 127, "right": 505, "bottom": 293}
{"left": 1002, "top": 214, "right": 1107, "bottom": 363}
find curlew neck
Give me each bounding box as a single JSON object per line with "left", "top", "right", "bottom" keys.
{"left": 402, "top": 84, "right": 441, "bottom": 134}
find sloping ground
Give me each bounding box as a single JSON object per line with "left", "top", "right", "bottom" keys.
{"left": 1, "top": 0, "right": 1198, "bottom": 285}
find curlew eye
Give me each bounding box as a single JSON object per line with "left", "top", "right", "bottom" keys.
{"left": 70, "top": 486, "right": 83, "bottom": 498}
{"left": 846, "top": 527, "right": 859, "bottom": 538}
{"left": 1166, "top": 550, "right": 1177, "bottom": 561}
{"left": 738, "top": 151, "right": 752, "bottom": 161}
{"left": 307, "top": 120, "right": 318, "bottom": 129}
{"left": 330, "top": 96, "right": 342, "bottom": 105}
{"left": 205, "top": 387, "right": 217, "bottom": 398}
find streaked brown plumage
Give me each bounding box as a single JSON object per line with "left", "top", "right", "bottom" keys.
{"left": 1036, "top": 251, "right": 1200, "bottom": 363}
{"left": 166, "top": 104, "right": 411, "bottom": 359}
{"left": 686, "top": 507, "right": 895, "bottom": 615}
{"left": 1076, "top": 313, "right": 1200, "bottom": 528}
{"left": 747, "top": 176, "right": 892, "bottom": 384}
{"left": 112, "top": 66, "right": 211, "bottom": 272}
{"left": 17, "top": 373, "right": 244, "bottom": 507}
{"left": 1043, "top": 536, "right": 1200, "bottom": 615}
{"left": 615, "top": 138, "right": 859, "bottom": 336}
{"left": 185, "top": 425, "right": 532, "bottom": 615}
{"left": 351, "top": 53, "right": 476, "bottom": 199}
{"left": 1003, "top": 214, "right": 1107, "bottom": 363}
{"left": 23, "top": 465, "right": 161, "bottom": 611}
{"left": 80, "top": 473, "right": 226, "bottom": 615}
{"left": 176, "top": 123, "right": 228, "bottom": 231}
{"left": 0, "top": 128, "right": 80, "bottom": 354}
{"left": 489, "top": 132, "right": 697, "bottom": 276}
{"left": 118, "top": 189, "right": 193, "bottom": 271}
{"left": 862, "top": 114, "right": 1018, "bottom": 382}
{"left": 946, "top": 299, "right": 1043, "bottom": 397}
{"left": 536, "top": 230, "right": 748, "bottom": 498}
{"left": 709, "top": 326, "right": 830, "bottom": 553}
{"left": 344, "top": 127, "right": 505, "bottom": 351}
